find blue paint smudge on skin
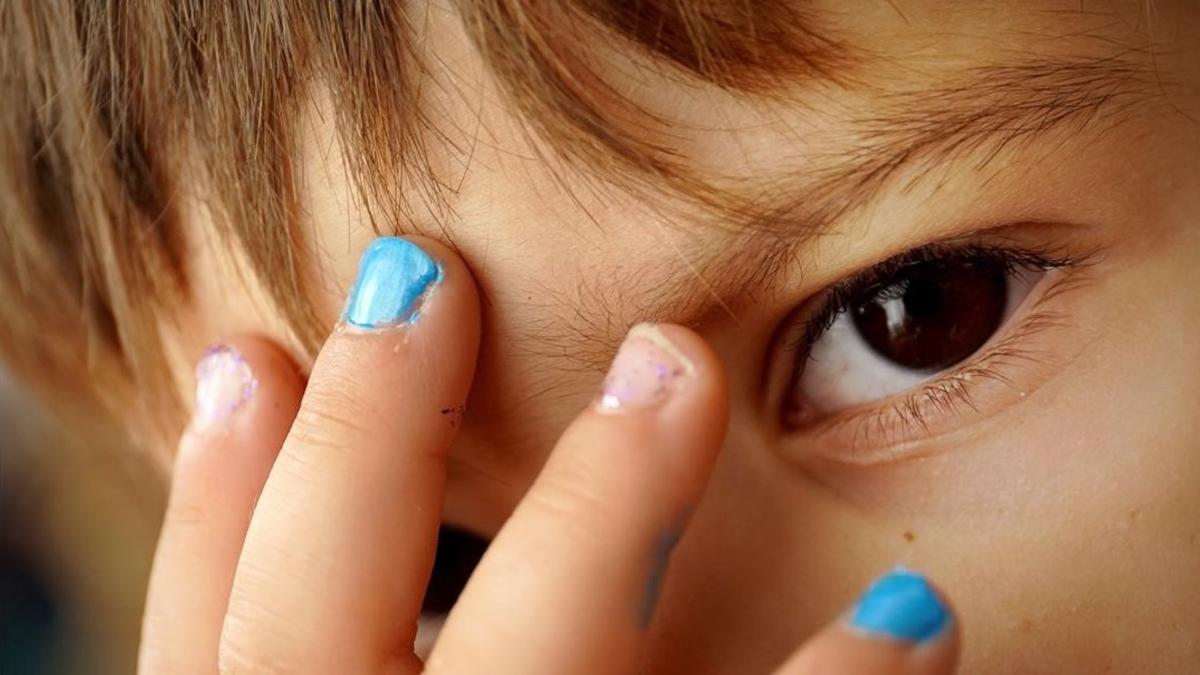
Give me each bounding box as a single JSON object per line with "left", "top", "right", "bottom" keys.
{"left": 342, "top": 237, "right": 442, "bottom": 329}
{"left": 639, "top": 528, "right": 682, "bottom": 628}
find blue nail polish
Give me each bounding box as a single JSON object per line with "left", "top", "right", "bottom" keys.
{"left": 342, "top": 238, "right": 442, "bottom": 329}
{"left": 849, "top": 568, "right": 949, "bottom": 643}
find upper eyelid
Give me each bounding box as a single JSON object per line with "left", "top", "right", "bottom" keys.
{"left": 792, "top": 242, "right": 1088, "bottom": 356}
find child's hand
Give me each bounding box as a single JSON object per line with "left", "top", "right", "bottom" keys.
{"left": 138, "top": 237, "right": 960, "bottom": 674}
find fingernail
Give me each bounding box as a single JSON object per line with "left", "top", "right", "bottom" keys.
{"left": 192, "top": 344, "right": 258, "bottom": 431}
{"left": 342, "top": 237, "right": 442, "bottom": 329}
{"left": 597, "top": 324, "right": 695, "bottom": 412}
{"left": 848, "top": 567, "right": 950, "bottom": 644}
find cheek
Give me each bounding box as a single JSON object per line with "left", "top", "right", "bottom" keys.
{"left": 941, "top": 406, "right": 1200, "bottom": 672}
{"left": 825, "top": 314, "right": 1199, "bottom": 669}
{"left": 643, "top": 438, "right": 894, "bottom": 674}
{"left": 644, "top": 300, "right": 1200, "bottom": 672}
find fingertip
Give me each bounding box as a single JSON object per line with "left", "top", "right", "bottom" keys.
{"left": 643, "top": 322, "right": 728, "bottom": 399}
{"left": 398, "top": 234, "right": 479, "bottom": 302}
{"left": 177, "top": 335, "right": 303, "bottom": 469}
{"left": 143, "top": 336, "right": 305, "bottom": 674}
{"left": 314, "top": 235, "right": 480, "bottom": 424}
{"left": 591, "top": 322, "right": 727, "bottom": 424}
{"left": 779, "top": 568, "right": 960, "bottom": 675}
{"left": 336, "top": 234, "right": 480, "bottom": 335}
{"left": 846, "top": 567, "right": 955, "bottom": 645}
{"left": 576, "top": 322, "right": 729, "bottom": 505}
{"left": 428, "top": 322, "right": 730, "bottom": 673}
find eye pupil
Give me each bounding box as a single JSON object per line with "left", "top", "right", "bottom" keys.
{"left": 852, "top": 261, "right": 1007, "bottom": 372}
{"left": 902, "top": 276, "right": 944, "bottom": 318}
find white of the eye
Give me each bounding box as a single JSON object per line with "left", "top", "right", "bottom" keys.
{"left": 795, "top": 266, "right": 1044, "bottom": 414}
{"left": 797, "top": 309, "right": 932, "bottom": 412}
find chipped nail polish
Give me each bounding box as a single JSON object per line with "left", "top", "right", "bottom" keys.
{"left": 342, "top": 237, "right": 442, "bottom": 329}
{"left": 849, "top": 567, "right": 950, "bottom": 644}
{"left": 192, "top": 344, "right": 258, "bottom": 431}
{"left": 597, "top": 324, "right": 695, "bottom": 412}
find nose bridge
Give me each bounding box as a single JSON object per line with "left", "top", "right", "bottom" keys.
{"left": 437, "top": 271, "right": 603, "bottom": 535}
{"left": 439, "top": 217, "right": 707, "bottom": 531}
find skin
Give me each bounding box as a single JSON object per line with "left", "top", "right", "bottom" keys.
{"left": 152, "top": 0, "right": 1200, "bottom": 673}
{"left": 143, "top": 240, "right": 962, "bottom": 674}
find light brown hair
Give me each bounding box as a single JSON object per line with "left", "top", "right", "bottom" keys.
{"left": 0, "top": 1, "right": 843, "bottom": 436}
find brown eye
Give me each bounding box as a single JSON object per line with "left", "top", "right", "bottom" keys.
{"left": 852, "top": 261, "right": 1008, "bottom": 372}
{"left": 791, "top": 251, "right": 1045, "bottom": 417}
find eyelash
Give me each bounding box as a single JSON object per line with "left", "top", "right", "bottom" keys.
{"left": 795, "top": 242, "right": 1085, "bottom": 354}
{"left": 784, "top": 240, "right": 1094, "bottom": 446}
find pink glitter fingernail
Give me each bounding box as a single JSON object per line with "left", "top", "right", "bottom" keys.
{"left": 597, "top": 324, "right": 695, "bottom": 412}
{"left": 192, "top": 344, "right": 258, "bottom": 431}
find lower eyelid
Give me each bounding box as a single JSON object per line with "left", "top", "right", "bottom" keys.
{"left": 778, "top": 268, "right": 1090, "bottom": 464}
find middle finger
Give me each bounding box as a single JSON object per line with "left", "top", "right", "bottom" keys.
{"left": 219, "top": 237, "right": 480, "bottom": 673}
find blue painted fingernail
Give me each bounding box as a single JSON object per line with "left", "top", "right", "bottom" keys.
{"left": 342, "top": 238, "right": 442, "bottom": 329}
{"left": 849, "top": 567, "right": 949, "bottom": 643}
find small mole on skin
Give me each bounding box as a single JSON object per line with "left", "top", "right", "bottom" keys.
{"left": 903, "top": 531, "right": 915, "bottom": 542}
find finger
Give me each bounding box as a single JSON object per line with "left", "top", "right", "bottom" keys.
{"left": 219, "top": 237, "right": 480, "bottom": 673}
{"left": 139, "top": 338, "right": 303, "bottom": 674}
{"left": 428, "top": 323, "right": 728, "bottom": 675}
{"left": 775, "top": 568, "right": 960, "bottom": 675}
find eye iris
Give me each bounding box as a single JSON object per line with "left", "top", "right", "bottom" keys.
{"left": 851, "top": 260, "right": 1007, "bottom": 372}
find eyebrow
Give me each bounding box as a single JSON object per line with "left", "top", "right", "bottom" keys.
{"left": 522, "top": 52, "right": 1167, "bottom": 373}
{"left": 686, "top": 52, "right": 1166, "bottom": 310}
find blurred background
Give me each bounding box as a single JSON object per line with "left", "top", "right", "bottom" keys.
{"left": 0, "top": 367, "right": 488, "bottom": 673}
{"left": 1, "top": 368, "right": 161, "bottom": 674}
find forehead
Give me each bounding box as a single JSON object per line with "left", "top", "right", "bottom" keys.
{"left": 301, "top": 0, "right": 1186, "bottom": 368}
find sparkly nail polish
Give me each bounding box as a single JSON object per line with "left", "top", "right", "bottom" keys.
{"left": 597, "top": 324, "right": 695, "bottom": 412}
{"left": 193, "top": 344, "right": 257, "bottom": 431}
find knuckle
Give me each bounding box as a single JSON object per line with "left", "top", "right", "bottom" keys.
{"left": 137, "top": 641, "right": 202, "bottom": 675}
{"left": 163, "top": 494, "right": 213, "bottom": 531}
{"left": 160, "top": 486, "right": 230, "bottom": 544}
{"left": 287, "top": 405, "right": 366, "bottom": 451}
{"left": 162, "top": 455, "right": 227, "bottom": 531}
{"left": 217, "top": 597, "right": 296, "bottom": 675}
{"left": 288, "top": 380, "right": 375, "bottom": 450}
{"left": 522, "top": 462, "right": 615, "bottom": 544}
{"left": 218, "top": 638, "right": 281, "bottom": 675}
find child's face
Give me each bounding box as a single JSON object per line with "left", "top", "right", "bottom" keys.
{"left": 177, "top": 1, "right": 1199, "bottom": 672}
